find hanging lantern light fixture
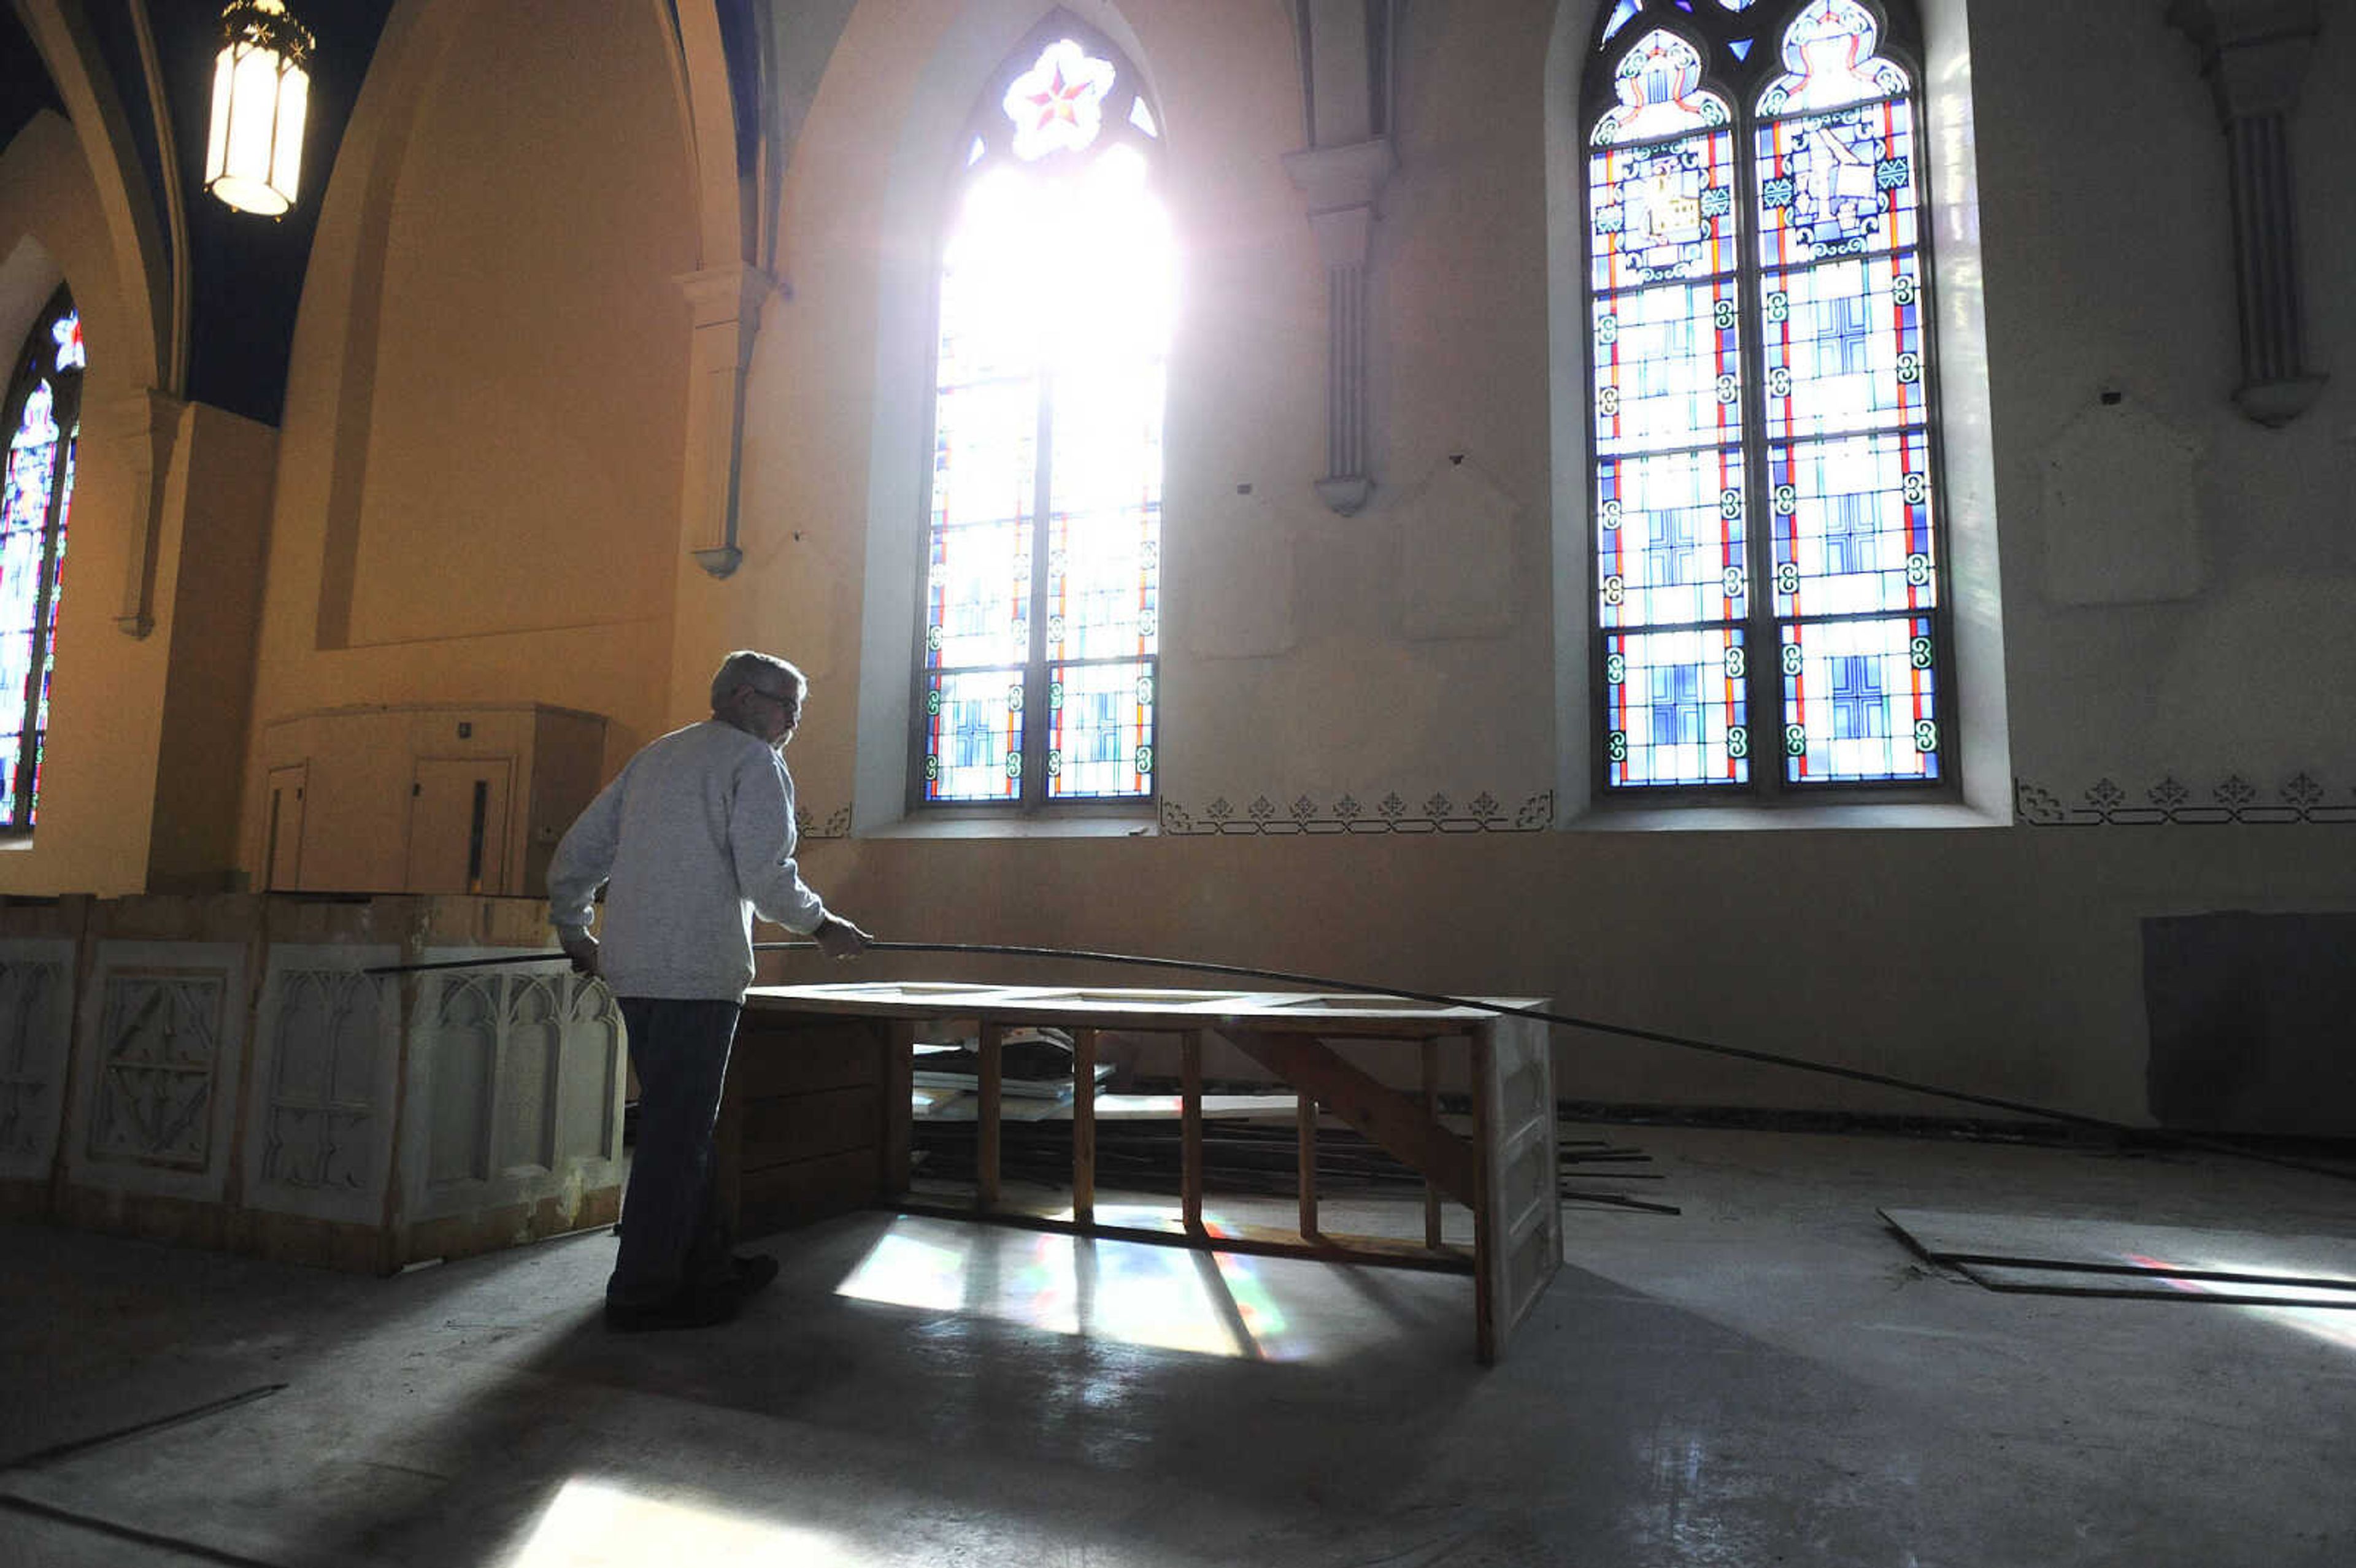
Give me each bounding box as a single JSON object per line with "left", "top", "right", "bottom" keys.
{"left": 203, "top": 0, "right": 314, "bottom": 217}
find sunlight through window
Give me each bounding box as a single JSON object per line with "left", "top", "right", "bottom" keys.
{"left": 836, "top": 1212, "right": 1320, "bottom": 1360}
{"left": 2120, "top": 1250, "right": 2356, "bottom": 1355}
{"left": 919, "top": 26, "right": 1169, "bottom": 807}
{"left": 505, "top": 1478, "right": 871, "bottom": 1567}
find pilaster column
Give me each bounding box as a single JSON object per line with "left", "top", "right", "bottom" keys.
{"left": 675, "top": 263, "right": 777, "bottom": 577}
{"left": 96, "top": 388, "right": 185, "bottom": 639}
{"left": 1285, "top": 140, "right": 1394, "bottom": 516}
{"left": 2169, "top": 0, "right": 2327, "bottom": 426}
{"left": 1288, "top": 0, "right": 1398, "bottom": 516}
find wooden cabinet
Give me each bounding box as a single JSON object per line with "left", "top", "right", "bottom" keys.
{"left": 251, "top": 705, "right": 607, "bottom": 895}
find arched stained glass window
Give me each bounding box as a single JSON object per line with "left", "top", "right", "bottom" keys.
{"left": 916, "top": 20, "right": 1170, "bottom": 808}
{"left": 1585, "top": 0, "right": 1950, "bottom": 796}
{"left": 0, "top": 288, "right": 82, "bottom": 832}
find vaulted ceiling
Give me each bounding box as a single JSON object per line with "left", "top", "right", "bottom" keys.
{"left": 2, "top": 9, "right": 65, "bottom": 151}
{"left": 7, "top": 0, "right": 392, "bottom": 423}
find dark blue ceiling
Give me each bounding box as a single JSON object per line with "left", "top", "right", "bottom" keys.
{"left": 1, "top": 10, "right": 66, "bottom": 153}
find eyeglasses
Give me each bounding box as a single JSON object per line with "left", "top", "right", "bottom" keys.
{"left": 747, "top": 688, "right": 802, "bottom": 721}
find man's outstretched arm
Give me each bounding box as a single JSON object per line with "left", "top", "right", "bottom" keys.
{"left": 547, "top": 771, "right": 628, "bottom": 973}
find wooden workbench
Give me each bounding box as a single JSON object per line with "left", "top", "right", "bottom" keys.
{"left": 722, "top": 981, "right": 1561, "bottom": 1363}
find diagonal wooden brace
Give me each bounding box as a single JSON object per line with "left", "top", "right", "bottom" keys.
{"left": 1224, "top": 1029, "right": 1476, "bottom": 1209}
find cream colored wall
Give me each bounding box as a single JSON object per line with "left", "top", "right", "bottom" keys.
{"left": 1973, "top": 1, "right": 2356, "bottom": 801}
{"left": 345, "top": 3, "right": 685, "bottom": 650}
{"left": 148, "top": 404, "right": 278, "bottom": 892}
{"left": 730, "top": 0, "right": 2356, "bottom": 1127}
{"left": 783, "top": 814, "right": 2351, "bottom": 1118}
{"left": 0, "top": 112, "right": 169, "bottom": 895}
{"left": 4, "top": 0, "right": 2316, "bottom": 1120}
{"left": 241, "top": 0, "right": 699, "bottom": 875}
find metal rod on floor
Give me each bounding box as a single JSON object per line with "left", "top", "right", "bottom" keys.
{"left": 0, "top": 1383, "right": 287, "bottom": 1471}
{"left": 0, "top": 1494, "right": 296, "bottom": 1568}
{"left": 361, "top": 939, "right": 2356, "bottom": 1185}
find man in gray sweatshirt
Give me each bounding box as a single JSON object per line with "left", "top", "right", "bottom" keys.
{"left": 549, "top": 649, "right": 870, "bottom": 1331}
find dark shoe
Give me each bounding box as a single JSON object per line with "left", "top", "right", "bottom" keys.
{"left": 604, "top": 1287, "right": 742, "bottom": 1334}
{"left": 728, "top": 1252, "right": 780, "bottom": 1298}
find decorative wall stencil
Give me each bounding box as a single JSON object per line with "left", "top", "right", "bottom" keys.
{"left": 64, "top": 943, "right": 248, "bottom": 1202}
{"left": 0, "top": 939, "right": 76, "bottom": 1182}
{"left": 404, "top": 955, "right": 625, "bottom": 1223}
{"left": 1161, "top": 790, "right": 1554, "bottom": 835}
{"left": 1399, "top": 456, "right": 1523, "bottom": 640}
{"left": 2038, "top": 397, "right": 2204, "bottom": 605}
{"left": 2016, "top": 774, "right": 2355, "bottom": 826}
{"left": 795, "top": 803, "right": 852, "bottom": 840}
{"left": 243, "top": 947, "right": 402, "bottom": 1225}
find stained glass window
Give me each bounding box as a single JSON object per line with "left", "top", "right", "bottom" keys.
{"left": 1585, "top": 1, "right": 1947, "bottom": 796}
{"left": 1, "top": 291, "right": 82, "bottom": 832}
{"left": 918, "top": 28, "right": 1168, "bottom": 807}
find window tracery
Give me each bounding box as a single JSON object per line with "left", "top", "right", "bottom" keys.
{"left": 0, "top": 289, "right": 82, "bottom": 831}
{"left": 1585, "top": 0, "right": 1949, "bottom": 793}
{"left": 917, "top": 23, "right": 1168, "bottom": 807}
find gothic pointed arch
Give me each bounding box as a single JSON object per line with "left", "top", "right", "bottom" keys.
{"left": 1578, "top": 0, "right": 1952, "bottom": 797}
{"left": 10, "top": 1, "right": 167, "bottom": 394}
{"left": 0, "top": 286, "right": 85, "bottom": 831}
{"left": 912, "top": 13, "right": 1171, "bottom": 809}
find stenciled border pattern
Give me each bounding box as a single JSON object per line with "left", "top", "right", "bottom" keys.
{"left": 1161, "top": 790, "right": 1555, "bottom": 836}
{"left": 2016, "top": 773, "right": 2355, "bottom": 826}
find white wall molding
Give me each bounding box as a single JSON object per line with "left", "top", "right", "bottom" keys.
{"left": 2169, "top": 0, "right": 2329, "bottom": 425}
{"left": 1289, "top": 1, "right": 1399, "bottom": 515}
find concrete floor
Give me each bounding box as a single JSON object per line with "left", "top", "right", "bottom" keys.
{"left": 3, "top": 1124, "right": 2352, "bottom": 1567}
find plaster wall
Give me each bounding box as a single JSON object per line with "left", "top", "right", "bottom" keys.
{"left": 148, "top": 403, "right": 277, "bottom": 892}
{"left": 0, "top": 112, "right": 168, "bottom": 894}
{"left": 786, "top": 818, "right": 2351, "bottom": 1121}
{"left": 243, "top": 0, "right": 698, "bottom": 827}
{"left": 744, "top": 0, "right": 2355, "bottom": 1126}
{"left": 346, "top": 0, "right": 688, "bottom": 651}
{"left": 1976, "top": 0, "right": 2356, "bottom": 809}
{"left": 94, "top": 0, "right": 2338, "bottom": 1126}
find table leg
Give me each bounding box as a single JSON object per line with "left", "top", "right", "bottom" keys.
{"left": 977, "top": 1021, "right": 1004, "bottom": 1211}
{"left": 1296, "top": 1089, "right": 1319, "bottom": 1239}
{"left": 1423, "top": 1036, "right": 1444, "bottom": 1250}
{"left": 1072, "top": 1027, "right": 1098, "bottom": 1225}
{"left": 1181, "top": 1030, "right": 1204, "bottom": 1236}
{"left": 1469, "top": 1025, "right": 1496, "bottom": 1366}
{"left": 882, "top": 1020, "right": 915, "bottom": 1196}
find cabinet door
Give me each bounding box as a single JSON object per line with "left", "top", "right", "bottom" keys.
{"left": 263, "top": 764, "right": 308, "bottom": 890}
{"left": 404, "top": 758, "right": 514, "bottom": 894}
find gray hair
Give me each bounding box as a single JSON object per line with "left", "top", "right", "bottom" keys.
{"left": 709, "top": 650, "right": 807, "bottom": 710}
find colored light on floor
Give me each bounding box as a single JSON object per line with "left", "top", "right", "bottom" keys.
{"left": 836, "top": 1212, "right": 1311, "bottom": 1359}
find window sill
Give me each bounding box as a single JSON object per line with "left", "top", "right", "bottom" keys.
{"left": 863, "top": 812, "right": 1157, "bottom": 840}
{"left": 1565, "top": 799, "right": 2009, "bottom": 832}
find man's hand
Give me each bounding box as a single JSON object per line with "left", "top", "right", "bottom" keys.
{"left": 810, "top": 913, "right": 872, "bottom": 961}
{"left": 559, "top": 929, "right": 601, "bottom": 977}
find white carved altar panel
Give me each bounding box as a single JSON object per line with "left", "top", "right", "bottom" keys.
{"left": 1480, "top": 1014, "right": 1560, "bottom": 1359}
{"left": 403, "top": 953, "right": 625, "bottom": 1223}
{"left": 241, "top": 946, "right": 403, "bottom": 1225}
{"left": 0, "top": 939, "right": 78, "bottom": 1182}
{"left": 63, "top": 943, "right": 249, "bottom": 1202}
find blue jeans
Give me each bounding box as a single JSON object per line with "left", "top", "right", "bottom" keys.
{"left": 608, "top": 997, "right": 741, "bottom": 1310}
